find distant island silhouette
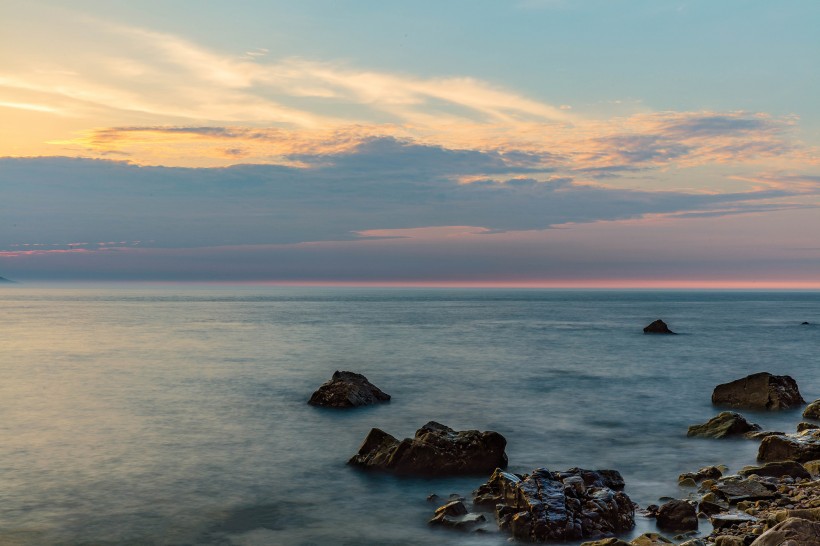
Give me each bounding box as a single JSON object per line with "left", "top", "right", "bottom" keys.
{"left": 0, "top": 275, "right": 14, "bottom": 283}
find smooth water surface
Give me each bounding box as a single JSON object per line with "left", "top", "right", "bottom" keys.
{"left": 0, "top": 287, "right": 818, "bottom": 545}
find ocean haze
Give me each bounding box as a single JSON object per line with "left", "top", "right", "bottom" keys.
{"left": 0, "top": 286, "right": 817, "bottom": 545}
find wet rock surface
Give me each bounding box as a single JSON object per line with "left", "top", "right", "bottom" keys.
{"left": 738, "top": 461, "right": 811, "bottom": 481}
{"left": 712, "top": 477, "right": 778, "bottom": 504}
{"left": 656, "top": 499, "right": 698, "bottom": 531}
{"left": 644, "top": 319, "right": 676, "bottom": 334}
{"left": 348, "top": 421, "right": 507, "bottom": 476}
{"left": 472, "top": 467, "right": 635, "bottom": 542}
{"left": 802, "top": 400, "right": 820, "bottom": 420}
{"left": 711, "top": 372, "right": 804, "bottom": 410}
{"left": 307, "top": 370, "right": 391, "bottom": 408}
{"left": 758, "top": 430, "right": 820, "bottom": 464}
{"left": 688, "top": 412, "right": 762, "bottom": 438}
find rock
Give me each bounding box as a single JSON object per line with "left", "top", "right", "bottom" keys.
{"left": 307, "top": 371, "right": 391, "bottom": 408}
{"left": 739, "top": 461, "right": 811, "bottom": 480}
{"left": 473, "top": 467, "right": 635, "bottom": 541}
{"left": 802, "top": 460, "right": 820, "bottom": 476}
{"left": 679, "top": 540, "right": 708, "bottom": 546}
{"left": 749, "top": 516, "right": 820, "bottom": 545}
{"left": 801, "top": 322, "right": 811, "bottom": 325}
{"left": 797, "top": 422, "right": 819, "bottom": 432}
{"left": 714, "top": 537, "right": 745, "bottom": 546}
{"left": 580, "top": 539, "right": 632, "bottom": 546}
{"left": 758, "top": 430, "right": 820, "bottom": 464}
{"left": 630, "top": 533, "right": 674, "bottom": 545}
{"left": 656, "top": 499, "right": 698, "bottom": 531}
{"left": 746, "top": 430, "right": 787, "bottom": 440}
{"left": 348, "top": 421, "right": 507, "bottom": 476}
{"left": 712, "top": 478, "right": 778, "bottom": 504}
{"left": 644, "top": 319, "right": 676, "bottom": 334}
{"left": 699, "top": 499, "right": 726, "bottom": 516}
{"left": 802, "top": 400, "right": 820, "bottom": 420}
{"left": 711, "top": 372, "right": 804, "bottom": 410}
{"left": 428, "top": 500, "right": 487, "bottom": 530}
{"left": 680, "top": 466, "right": 724, "bottom": 484}
{"left": 773, "top": 508, "right": 820, "bottom": 523}
{"left": 688, "top": 412, "right": 762, "bottom": 438}
{"left": 711, "top": 512, "right": 758, "bottom": 529}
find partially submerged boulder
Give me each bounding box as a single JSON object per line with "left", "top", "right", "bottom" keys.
{"left": 348, "top": 421, "right": 507, "bottom": 476}
{"left": 687, "top": 412, "right": 761, "bottom": 438}
{"left": 738, "top": 461, "right": 811, "bottom": 480}
{"left": 643, "top": 320, "right": 676, "bottom": 334}
{"left": 656, "top": 499, "right": 698, "bottom": 531}
{"left": 758, "top": 429, "right": 820, "bottom": 463}
{"left": 473, "top": 467, "right": 635, "bottom": 542}
{"left": 679, "top": 465, "right": 723, "bottom": 484}
{"left": 428, "top": 500, "right": 487, "bottom": 531}
{"left": 749, "top": 516, "right": 820, "bottom": 546}
{"left": 802, "top": 400, "right": 820, "bottom": 420}
{"left": 308, "top": 370, "right": 391, "bottom": 408}
{"left": 711, "top": 372, "right": 804, "bottom": 410}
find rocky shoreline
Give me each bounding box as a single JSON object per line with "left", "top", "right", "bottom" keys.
{"left": 309, "top": 327, "right": 820, "bottom": 545}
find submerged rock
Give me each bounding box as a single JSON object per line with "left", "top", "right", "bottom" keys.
{"left": 749, "top": 516, "right": 820, "bottom": 546}
{"left": 711, "top": 372, "right": 804, "bottom": 410}
{"left": 802, "top": 400, "right": 820, "bottom": 420}
{"left": 758, "top": 429, "right": 820, "bottom": 463}
{"left": 656, "top": 499, "right": 698, "bottom": 531}
{"left": 687, "top": 412, "right": 761, "bottom": 438}
{"left": 348, "top": 421, "right": 507, "bottom": 476}
{"left": 643, "top": 320, "right": 676, "bottom": 334}
{"left": 307, "top": 370, "right": 391, "bottom": 408}
{"left": 473, "top": 467, "right": 635, "bottom": 542}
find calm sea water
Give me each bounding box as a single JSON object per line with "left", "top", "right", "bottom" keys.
{"left": 0, "top": 286, "right": 818, "bottom": 545}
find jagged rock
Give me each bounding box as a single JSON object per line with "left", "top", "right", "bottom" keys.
{"left": 348, "top": 421, "right": 507, "bottom": 476}
{"left": 687, "top": 412, "right": 761, "bottom": 438}
{"left": 679, "top": 466, "right": 723, "bottom": 484}
{"left": 758, "top": 430, "right": 820, "bottom": 464}
{"left": 656, "top": 499, "right": 698, "bottom": 531}
{"left": 749, "top": 516, "right": 820, "bottom": 545}
{"left": 738, "top": 461, "right": 811, "bottom": 480}
{"left": 428, "top": 500, "right": 487, "bottom": 530}
{"left": 644, "top": 320, "right": 676, "bottom": 334}
{"left": 711, "top": 512, "right": 758, "bottom": 529}
{"left": 473, "top": 467, "right": 635, "bottom": 541}
{"left": 714, "top": 536, "right": 745, "bottom": 546}
{"left": 797, "top": 422, "right": 819, "bottom": 432}
{"left": 307, "top": 371, "right": 390, "bottom": 408}
{"left": 630, "top": 533, "right": 674, "bottom": 545}
{"left": 802, "top": 400, "right": 820, "bottom": 420}
{"left": 712, "top": 478, "right": 778, "bottom": 504}
{"left": 711, "top": 372, "right": 804, "bottom": 410}
{"left": 802, "top": 460, "right": 820, "bottom": 476}
{"left": 698, "top": 500, "right": 726, "bottom": 516}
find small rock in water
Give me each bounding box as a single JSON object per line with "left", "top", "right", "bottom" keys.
{"left": 643, "top": 319, "right": 676, "bottom": 334}
{"left": 757, "top": 429, "right": 820, "bottom": 463}
{"left": 711, "top": 372, "right": 804, "bottom": 410}
{"left": 802, "top": 399, "right": 820, "bottom": 419}
{"left": 307, "top": 370, "right": 391, "bottom": 408}
{"left": 687, "top": 412, "right": 761, "bottom": 438}
{"left": 797, "top": 422, "right": 819, "bottom": 432}
{"left": 656, "top": 499, "right": 698, "bottom": 531}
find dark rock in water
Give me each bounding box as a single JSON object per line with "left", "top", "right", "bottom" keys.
{"left": 644, "top": 319, "right": 676, "bottom": 334}
{"left": 797, "top": 422, "right": 820, "bottom": 432}
{"left": 802, "top": 400, "right": 820, "bottom": 420}
{"left": 711, "top": 372, "right": 804, "bottom": 410}
{"left": 738, "top": 461, "right": 811, "bottom": 480}
{"left": 348, "top": 421, "right": 507, "bottom": 476}
{"left": 758, "top": 429, "right": 820, "bottom": 463}
{"left": 428, "top": 501, "right": 487, "bottom": 531}
{"left": 710, "top": 513, "right": 757, "bottom": 530}
{"left": 473, "top": 467, "right": 635, "bottom": 542}
{"left": 687, "top": 412, "right": 761, "bottom": 438}
{"left": 802, "top": 321, "right": 811, "bottom": 325}
{"left": 712, "top": 478, "right": 777, "bottom": 504}
{"left": 679, "top": 466, "right": 723, "bottom": 484}
{"left": 749, "top": 516, "right": 820, "bottom": 546}
{"left": 307, "top": 370, "right": 391, "bottom": 408}
{"left": 656, "top": 499, "right": 698, "bottom": 532}
{"left": 744, "top": 430, "right": 785, "bottom": 440}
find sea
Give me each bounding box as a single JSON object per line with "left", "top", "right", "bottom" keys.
{"left": 0, "top": 286, "right": 818, "bottom": 545}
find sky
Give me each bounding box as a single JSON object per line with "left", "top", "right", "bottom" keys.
{"left": 1, "top": 0, "right": 819, "bottom": 286}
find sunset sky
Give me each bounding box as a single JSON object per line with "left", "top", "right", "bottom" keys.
{"left": 1, "top": 0, "right": 819, "bottom": 286}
